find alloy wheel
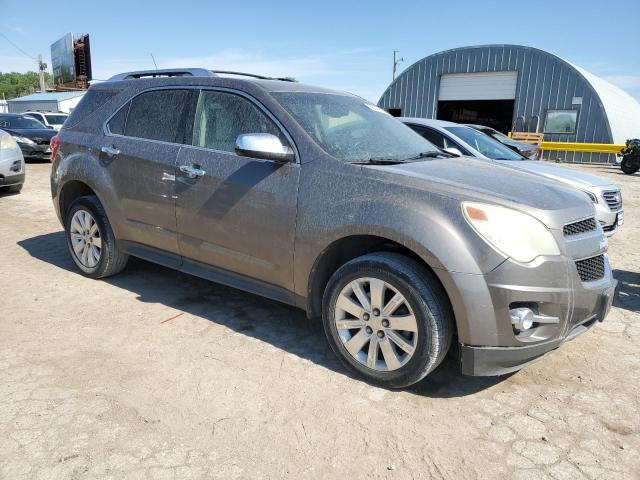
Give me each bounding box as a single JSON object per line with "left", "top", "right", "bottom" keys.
{"left": 69, "top": 209, "right": 102, "bottom": 268}
{"left": 333, "top": 277, "right": 418, "bottom": 371}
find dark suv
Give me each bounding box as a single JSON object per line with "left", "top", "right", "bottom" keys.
{"left": 51, "top": 69, "right": 616, "bottom": 388}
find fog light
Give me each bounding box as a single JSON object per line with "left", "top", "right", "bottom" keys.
{"left": 510, "top": 307, "right": 534, "bottom": 331}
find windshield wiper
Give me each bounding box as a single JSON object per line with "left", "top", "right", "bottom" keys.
{"left": 404, "top": 151, "right": 450, "bottom": 160}
{"left": 348, "top": 157, "right": 408, "bottom": 165}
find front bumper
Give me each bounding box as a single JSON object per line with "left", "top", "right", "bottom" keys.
{"left": 595, "top": 204, "right": 622, "bottom": 236}
{"left": 460, "top": 279, "right": 617, "bottom": 376}
{"left": 439, "top": 227, "right": 617, "bottom": 377}
{"left": 18, "top": 142, "right": 51, "bottom": 160}
{"left": 0, "top": 172, "right": 26, "bottom": 187}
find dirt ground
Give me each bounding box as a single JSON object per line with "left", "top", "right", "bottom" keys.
{"left": 0, "top": 161, "right": 638, "bottom": 480}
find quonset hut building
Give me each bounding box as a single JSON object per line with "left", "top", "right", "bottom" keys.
{"left": 378, "top": 45, "right": 640, "bottom": 164}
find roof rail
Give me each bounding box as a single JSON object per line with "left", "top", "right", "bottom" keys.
{"left": 108, "top": 68, "right": 217, "bottom": 81}
{"left": 211, "top": 70, "right": 296, "bottom": 82}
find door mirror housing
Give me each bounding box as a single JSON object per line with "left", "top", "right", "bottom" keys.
{"left": 235, "top": 133, "right": 295, "bottom": 162}
{"left": 444, "top": 147, "right": 462, "bottom": 156}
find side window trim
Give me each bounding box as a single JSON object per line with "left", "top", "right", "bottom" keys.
{"left": 102, "top": 86, "right": 299, "bottom": 163}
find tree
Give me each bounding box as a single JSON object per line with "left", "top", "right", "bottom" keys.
{"left": 0, "top": 71, "right": 53, "bottom": 100}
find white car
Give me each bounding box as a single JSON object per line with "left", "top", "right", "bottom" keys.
{"left": 402, "top": 118, "right": 624, "bottom": 236}
{"left": 23, "top": 111, "right": 69, "bottom": 131}
{"left": 0, "top": 130, "right": 25, "bottom": 193}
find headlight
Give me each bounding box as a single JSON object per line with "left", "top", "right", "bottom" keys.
{"left": 13, "top": 135, "right": 35, "bottom": 145}
{"left": 583, "top": 190, "right": 598, "bottom": 204}
{"left": 0, "top": 133, "right": 20, "bottom": 151}
{"left": 462, "top": 202, "right": 560, "bottom": 263}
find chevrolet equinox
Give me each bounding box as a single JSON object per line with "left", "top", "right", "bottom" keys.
{"left": 50, "top": 69, "right": 617, "bottom": 388}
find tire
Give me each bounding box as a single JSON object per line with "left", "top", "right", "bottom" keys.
{"left": 322, "top": 252, "right": 454, "bottom": 388}
{"left": 65, "top": 195, "right": 128, "bottom": 278}
{"left": 621, "top": 158, "right": 639, "bottom": 175}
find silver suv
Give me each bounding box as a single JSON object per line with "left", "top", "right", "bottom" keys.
{"left": 51, "top": 69, "right": 617, "bottom": 388}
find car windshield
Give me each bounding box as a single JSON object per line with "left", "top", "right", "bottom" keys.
{"left": 0, "top": 116, "right": 46, "bottom": 129}
{"left": 272, "top": 92, "right": 440, "bottom": 162}
{"left": 44, "top": 114, "right": 68, "bottom": 125}
{"left": 445, "top": 126, "right": 525, "bottom": 161}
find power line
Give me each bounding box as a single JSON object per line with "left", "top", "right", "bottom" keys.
{"left": 0, "top": 31, "right": 36, "bottom": 60}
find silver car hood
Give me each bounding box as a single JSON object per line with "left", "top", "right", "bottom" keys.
{"left": 496, "top": 160, "right": 613, "bottom": 188}
{"left": 369, "top": 158, "right": 595, "bottom": 229}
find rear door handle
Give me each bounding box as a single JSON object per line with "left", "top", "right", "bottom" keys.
{"left": 101, "top": 146, "right": 120, "bottom": 157}
{"left": 179, "top": 164, "right": 206, "bottom": 178}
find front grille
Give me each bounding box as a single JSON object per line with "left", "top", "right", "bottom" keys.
{"left": 575, "top": 255, "right": 605, "bottom": 282}
{"left": 602, "top": 190, "right": 622, "bottom": 211}
{"left": 34, "top": 138, "right": 50, "bottom": 146}
{"left": 563, "top": 217, "right": 597, "bottom": 236}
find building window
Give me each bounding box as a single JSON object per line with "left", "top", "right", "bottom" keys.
{"left": 544, "top": 110, "right": 578, "bottom": 134}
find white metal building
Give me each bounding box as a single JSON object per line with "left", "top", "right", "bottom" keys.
{"left": 7, "top": 91, "right": 85, "bottom": 114}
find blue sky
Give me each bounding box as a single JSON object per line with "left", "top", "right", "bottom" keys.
{"left": 1, "top": 0, "right": 639, "bottom": 102}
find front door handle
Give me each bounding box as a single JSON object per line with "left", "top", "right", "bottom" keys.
{"left": 179, "top": 164, "right": 206, "bottom": 179}
{"left": 101, "top": 146, "right": 120, "bottom": 157}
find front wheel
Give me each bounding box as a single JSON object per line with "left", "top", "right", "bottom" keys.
{"left": 322, "top": 253, "right": 454, "bottom": 388}
{"left": 65, "top": 195, "right": 128, "bottom": 278}
{"left": 621, "top": 157, "right": 639, "bottom": 175}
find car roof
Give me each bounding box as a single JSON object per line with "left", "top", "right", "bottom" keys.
{"left": 465, "top": 123, "right": 495, "bottom": 131}
{"left": 24, "top": 111, "right": 68, "bottom": 115}
{"left": 398, "top": 117, "right": 461, "bottom": 128}
{"left": 99, "top": 71, "right": 357, "bottom": 98}
{"left": 0, "top": 113, "right": 26, "bottom": 118}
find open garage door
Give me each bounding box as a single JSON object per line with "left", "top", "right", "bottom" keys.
{"left": 437, "top": 71, "right": 518, "bottom": 133}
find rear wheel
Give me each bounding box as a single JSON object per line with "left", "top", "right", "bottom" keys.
{"left": 322, "top": 253, "right": 454, "bottom": 388}
{"left": 621, "top": 158, "right": 639, "bottom": 175}
{"left": 65, "top": 196, "right": 128, "bottom": 278}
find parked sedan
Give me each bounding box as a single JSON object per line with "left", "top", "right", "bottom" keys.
{"left": 23, "top": 111, "right": 69, "bottom": 132}
{"left": 0, "top": 113, "right": 56, "bottom": 161}
{"left": 0, "top": 129, "right": 25, "bottom": 193}
{"left": 402, "top": 118, "right": 623, "bottom": 236}
{"left": 466, "top": 124, "right": 539, "bottom": 159}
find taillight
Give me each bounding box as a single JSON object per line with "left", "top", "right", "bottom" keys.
{"left": 50, "top": 135, "right": 61, "bottom": 160}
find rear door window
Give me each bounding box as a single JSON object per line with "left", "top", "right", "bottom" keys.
{"left": 121, "top": 89, "right": 190, "bottom": 143}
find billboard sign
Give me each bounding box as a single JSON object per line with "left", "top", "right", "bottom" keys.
{"left": 51, "top": 33, "right": 75, "bottom": 85}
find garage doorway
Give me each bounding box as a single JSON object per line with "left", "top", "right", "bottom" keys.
{"left": 437, "top": 99, "right": 515, "bottom": 133}
{"left": 436, "top": 71, "right": 518, "bottom": 134}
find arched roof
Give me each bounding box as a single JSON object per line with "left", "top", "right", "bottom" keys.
{"left": 571, "top": 64, "right": 640, "bottom": 144}
{"left": 380, "top": 44, "right": 640, "bottom": 144}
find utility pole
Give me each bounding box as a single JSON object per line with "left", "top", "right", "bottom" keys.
{"left": 37, "top": 54, "right": 48, "bottom": 92}
{"left": 392, "top": 50, "right": 404, "bottom": 81}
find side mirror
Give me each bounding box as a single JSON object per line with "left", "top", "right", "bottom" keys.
{"left": 235, "top": 133, "right": 295, "bottom": 162}
{"left": 444, "top": 147, "right": 462, "bottom": 156}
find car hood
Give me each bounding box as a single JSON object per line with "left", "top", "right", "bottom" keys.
{"left": 496, "top": 160, "right": 612, "bottom": 188}
{"left": 368, "top": 157, "right": 595, "bottom": 229}
{"left": 3, "top": 128, "right": 56, "bottom": 141}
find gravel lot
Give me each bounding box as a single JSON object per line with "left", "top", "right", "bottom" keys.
{"left": 1, "top": 162, "right": 639, "bottom": 480}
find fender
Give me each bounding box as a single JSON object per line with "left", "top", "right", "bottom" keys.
{"left": 52, "top": 132, "right": 127, "bottom": 240}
